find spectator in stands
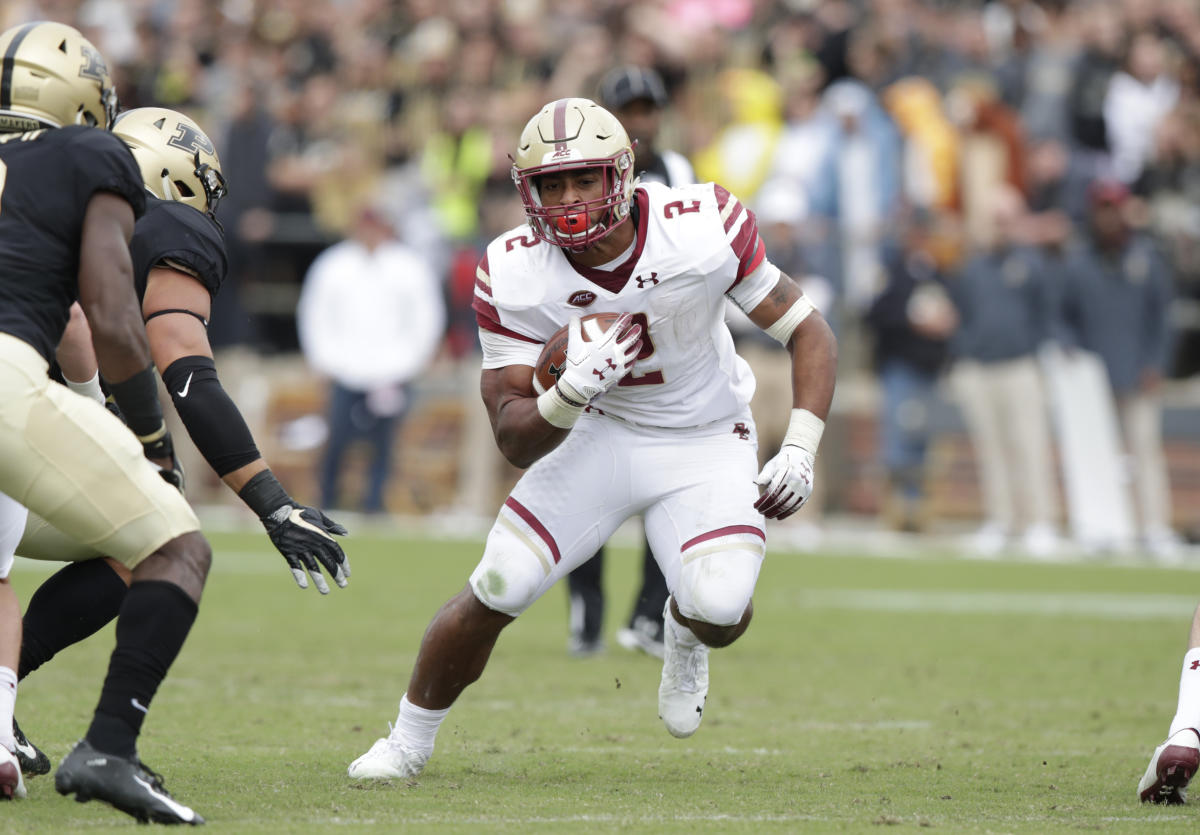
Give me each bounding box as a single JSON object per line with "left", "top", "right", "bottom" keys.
{"left": 1060, "top": 181, "right": 1180, "bottom": 558}
{"left": 1104, "top": 31, "right": 1180, "bottom": 186}
{"left": 866, "top": 224, "right": 957, "bottom": 533}
{"left": 808, "top": 78, "right": 902, "bottom": 313}
{"left": 297, "top": 199, "right": 445, "bottom": 514}
{"left": 950, "top": 186, "right": 1061, "bottom": 557}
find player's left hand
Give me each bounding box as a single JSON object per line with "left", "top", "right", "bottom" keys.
{"left": 753, "top": 445, "right": 815, "bottom": 520}
{"left": 261, "top": 504, "right": 351, "bottom": 594}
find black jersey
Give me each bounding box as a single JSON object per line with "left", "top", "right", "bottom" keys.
{"left": 0, "top": 126, "right": 145, "bottom": 362}
{"left": 130, "top": 196, "right": 227, "bottom": 302}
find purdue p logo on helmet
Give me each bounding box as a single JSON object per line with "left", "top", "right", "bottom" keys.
{"left": 0, "top": 21, "right": 117, "bottom": 131}
{"left": 511, "top": 98, "right": 635, "bottom": 249}
{"left": 112, "top": 107, "right": 228, "bottom": 215}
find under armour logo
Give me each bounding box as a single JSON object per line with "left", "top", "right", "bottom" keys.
{"left": 1191, "top": 661, "right": 1199, "bottom": 671}
{"left": 732, "top": 422, "right": 750, "bottom": 440}
{"left": 592, "top": 358, "right": 617, "bottom": 381}
{"left": 635, "top": 273, "right": 659, "bottom": 289}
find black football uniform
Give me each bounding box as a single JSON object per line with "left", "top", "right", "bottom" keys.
{"left": 130, "top": 196, "right": 227, "bottom": 302}
{"left": 0, "top": 125, "right": 145, "bottom": 362}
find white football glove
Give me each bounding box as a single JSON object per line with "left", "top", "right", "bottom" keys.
{"left": 555, "top": 313, "right": 642, "bottom": 405}
{"left": 754, "top": 445, "right": 815, "bottom": 520}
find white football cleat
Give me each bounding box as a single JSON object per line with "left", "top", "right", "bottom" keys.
{"left": 0, "top": 747, "right": 27, "bottom": 800}
{"left": 348, "top": 730, "right": 429, "bottom": 780}
{"left": 1138, "top": 727, "right": 1200, "bottom": 804}
{"left": 658, "top": 600, "right": 709, "bottom": 738}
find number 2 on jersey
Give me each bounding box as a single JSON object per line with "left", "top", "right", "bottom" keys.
{"left": 619, "top": 312, "right": 664, "bottom": 387}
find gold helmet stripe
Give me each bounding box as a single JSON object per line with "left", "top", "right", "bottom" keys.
{"left": 0, "top": 22, "right": 37, "bottom": 111}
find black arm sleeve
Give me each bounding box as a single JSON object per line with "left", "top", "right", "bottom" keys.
{"left": 160, "top": 355, "right": 261, "bottom": 476}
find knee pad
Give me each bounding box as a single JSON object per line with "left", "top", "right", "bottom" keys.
{"left": 469, "top": 517, "right": 554, "bottom": 617}
{"left": 675, "top": 546, "right": 762, "bottom": 627}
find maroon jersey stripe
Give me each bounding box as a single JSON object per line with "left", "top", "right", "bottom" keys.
{"left": 473, "top": 301, "right": 542, "bottom": 343}
{"left": 505, "top": 497, "right": 562, "bottom": 563}
{"left": 680, "top": 524, "right": 765, "bottom": 553}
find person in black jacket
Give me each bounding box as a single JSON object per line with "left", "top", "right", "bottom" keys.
{"left": 866, "top": 227, "right": 956, "bottom": 532}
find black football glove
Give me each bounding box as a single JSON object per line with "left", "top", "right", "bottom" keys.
{"left": 143, "top": 429, "right": 185, "bottom": 495}
{"left": 238, "top": 470, "right": 350, "bottom": 594}
{"left": 261, "top": 503, "right": 350, "bottom": 594}
{"left": 152, "top": 456, "right": 186, "bottom": 495}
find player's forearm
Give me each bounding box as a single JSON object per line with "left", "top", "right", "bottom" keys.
{"left": 787, "top": 313, "right": 837, "bottom": 421}
{"left": 161, "top": 355, "right": 264, "bottom": 478}
{"left": 492, "top": 396, "right": 570, "bottom": 469}
{"left": 221, "top": 458, "right": 269, "bottom": 494}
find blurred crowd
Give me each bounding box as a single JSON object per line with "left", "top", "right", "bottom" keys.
{"left": 6, "top": 0, "right": 1200, "bottom": 545}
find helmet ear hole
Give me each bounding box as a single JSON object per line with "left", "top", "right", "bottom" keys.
{"left": 173, "top": 180, "right": 196, "bottom": 198}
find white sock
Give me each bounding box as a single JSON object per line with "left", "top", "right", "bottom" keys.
{"left": 1167, "top": 647, "right": 1200, "bottom": 738}
{"left": 666, "top": 602, "right": 702, "bottom": 649}
{"left": 392, "top": 693, "right": 448, "bottom": 753}
{"left": 0, "top": 667, "right": 16, "bottom": 752}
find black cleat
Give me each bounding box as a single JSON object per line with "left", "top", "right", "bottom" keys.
{"left": 12, "top": 718, "right": 50, "bottom": 776}
{"left": 55, "top": 739, "right": 204, "bottom": 825}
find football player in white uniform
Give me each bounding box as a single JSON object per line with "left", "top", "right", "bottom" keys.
{"left": 349, "top": 98, "right": 836, "bottom": 780}
{"left": 1138, "top": 604, "right": 1200, "bottom": 804}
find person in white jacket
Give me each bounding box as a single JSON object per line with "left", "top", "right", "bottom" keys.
{"left": 298, "top": 202, "right": 446, "bottom": 513}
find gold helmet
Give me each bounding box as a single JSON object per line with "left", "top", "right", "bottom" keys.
{"left": 112, "top": 107, "right": 227, "bottom": 215}
{"left": 0, "top": 21, "right": 118, "bottom": 132}
{"left": 511, "top": 98, "right": 635, "bottom": 249}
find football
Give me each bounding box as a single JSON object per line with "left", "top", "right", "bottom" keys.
{"left": 532, "top": 312, "right": 624, "bottom": 394}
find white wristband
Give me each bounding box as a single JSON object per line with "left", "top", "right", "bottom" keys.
{"left": 536, "top": 385, "right": 585, "bottom": 429}
{"left": 783, "top": 408, "right": 824, "bottom": 454}
{"left": 64, "top": 370, "right": 105, "bottom": 406}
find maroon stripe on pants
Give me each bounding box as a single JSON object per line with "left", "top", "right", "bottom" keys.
{"left": 680, "top": 525, "right": 766, "bottom": 553}
{"left": 504, "top": 497, "right": 562, "bottom": 563}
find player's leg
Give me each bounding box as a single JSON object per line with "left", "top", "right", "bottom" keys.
{"left": 349, "top": 416, "right": 636, "bottom": 779}
{"left": 642, "top": 423, "right": 765, "bottom": 738}
{"left": 0, "top": 493, "right": 27, "bottom": 799}
{"left": 566, "top": 547, "right": 606, "bottom": 655}
{"left": 615, "top": 534, "right": 668, "bottom": 658}
{"left": 1139, "top": 604, "right": 1200, "bottom": 803}
{"left": 0, "top": 356, "right": 208, "bottom": 823}
{"left": 10, "top": 514, "right": 128, "bottom": 775}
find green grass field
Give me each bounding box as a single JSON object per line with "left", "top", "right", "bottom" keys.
{"left": 6, "top": 527, "right": 1200, "bottom": 832}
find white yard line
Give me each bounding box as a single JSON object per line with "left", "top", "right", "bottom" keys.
{"left": 794, "top": 588, "right": 1196, "bottom": 620}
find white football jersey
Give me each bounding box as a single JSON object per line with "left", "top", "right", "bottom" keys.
{"left": 474, "top": 182, "right": 781, "bottom": 429}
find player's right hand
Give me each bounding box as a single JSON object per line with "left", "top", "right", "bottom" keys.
{"left": 150, "top": 457, "right": 186, "bottom": 495}
{"left": 261, "top": 504, "right": 350, "bottom": 594}
{"left": 556, "top": 313, "right": 642, "bottom": 404}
